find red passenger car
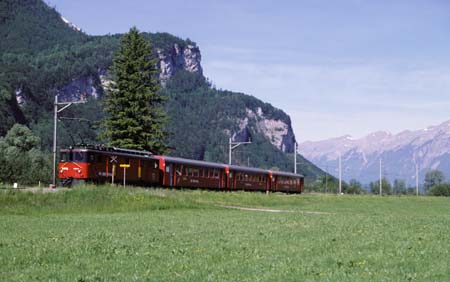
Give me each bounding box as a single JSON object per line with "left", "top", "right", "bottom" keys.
{"left": 58, "top": 145, "right": 304, "bottom": 193}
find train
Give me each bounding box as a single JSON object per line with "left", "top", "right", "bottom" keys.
{"left": 58, "top": 145, "right": 304, "bottom": 193}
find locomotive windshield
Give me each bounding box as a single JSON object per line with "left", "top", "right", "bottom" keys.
{"left": 60, "top": 151, "right": 88, "bottom": 162}
{"left": 73, "top": 151, "right": 87, "bottom": 162}
{"left": 60, "top": 152, "right": 69, "bottom": 162}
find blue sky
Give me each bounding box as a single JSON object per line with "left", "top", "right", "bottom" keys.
{"left": 48, "top": 0, "right": 450, "bottom": 141}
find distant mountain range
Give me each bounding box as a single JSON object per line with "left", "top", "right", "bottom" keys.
{"left": 299, "top": 120, "right": 450, "bottom": 185}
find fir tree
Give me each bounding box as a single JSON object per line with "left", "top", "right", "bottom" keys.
{"left": 102, "top": 27, "right": 168, "bottom": 153}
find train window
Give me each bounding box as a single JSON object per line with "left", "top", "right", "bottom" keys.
{"left": 97, "top": 155, "right": 103, "bottom": 163}
{"left": 188, "top": 167, "right": 193, "bottom": 176}
{"left": 89, "top": 154, "right": 95, "bottom": 162}
{"left": 193, "top": 168, "right": 199, "bottom": 177}
{"left": 60, "top": 152, "right": 68, "bottom": 162}
{"left": 214, "top": 169, "right": 219, "bottom": 178}
{"left": 73, "top": 152, "right": 86, "bottom": 162}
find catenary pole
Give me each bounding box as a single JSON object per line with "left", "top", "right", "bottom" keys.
{"left": 415, "top": 163, "right": 419, "bottom": 196}
{"left": 228, "top": 137, "right": 251, "bottom": 165}
{"left": 338, "top": 154, "right": 342, "bottom": 194}
{"left": 379, "top": 158, "right": 382, "bottom": 196}
{"left": 294, "top": 142, "right": 297, "bottom": 174}
{"left": 52, "top": 95, "right": 86, "bottom": 188}
{"left": 52, "top": 95, "right": 58, "bottom": 188}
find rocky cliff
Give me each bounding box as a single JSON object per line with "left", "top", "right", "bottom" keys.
{"left": 52, "top": 41, "right": 202, "bottom": 102}
{"left": 234, "top": 107, "right": 295, "bottom": 153}
{"left": 157, "top": 43, "right": 202, "bottom": 85}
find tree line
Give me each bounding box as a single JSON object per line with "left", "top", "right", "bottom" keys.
{"left": 304, "top": 169, "right": 450, "bottom": 196}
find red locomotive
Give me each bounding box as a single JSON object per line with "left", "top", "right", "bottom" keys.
{"left": 58, "top": 145, "right": 304, "bottom": 193}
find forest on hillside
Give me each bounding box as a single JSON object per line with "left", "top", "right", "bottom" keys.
{"left": 0, "top": 0, "right": 325, "bottom": 185}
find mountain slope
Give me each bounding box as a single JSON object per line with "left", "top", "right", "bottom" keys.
{"left": 300, "top": 120, "right": 450, "bottom": 185}
{"left": 0, "top": 0, "right": 87, "bottom": 54}
{"left": 0, "top": 0, "right": 325, "bottom": 180}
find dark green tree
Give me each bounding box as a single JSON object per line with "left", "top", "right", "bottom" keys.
{"left": 102, "top": 27, "right": 168, "bottom": 153}
{"left": 0, "top": 124, "right": 51, "bottom": 185}
{"left": 429, "top": 183, "right": 450, "bottom": 197}
{"left": 424, "top": 170, "right": 445, "bottom": 193}
{"left": 393, "top": 179, "right": 407, "bottom": 195}
{"left": 369, "top": 178, "right": 392, "bottom": 195}
{"left": 345, "top": 179, "right": 363, "bottom": 194}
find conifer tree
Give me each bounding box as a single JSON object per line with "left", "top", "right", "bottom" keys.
{"left": 102, "top": 27, "right": 168, "bottom": 153}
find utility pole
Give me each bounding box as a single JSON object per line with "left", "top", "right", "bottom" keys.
{"left": 325, "top": 165, "right": 328, "bottom": 193}
{"left": 338, "top": 154, "right": 342, "bottom": 194}
{"left": 228, "top": 137, "right": 251, "bottom": 165}
{"left": 52, "top": 95, "right": 86, "bottom": 188}
{"left": 415, "top": 163, "right": 419, "bottom": 196}
{"left": 379, "top": 158, "right": 382, "bottom": 196}
{"left": 294, "top": 142, "right": 297, "bottom": 174}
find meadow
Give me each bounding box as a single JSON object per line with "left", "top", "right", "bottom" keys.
{"left": 1, "top": 186, "right": 450, "bottom": 281}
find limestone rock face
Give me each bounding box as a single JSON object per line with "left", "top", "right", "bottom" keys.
{"left": 52, "top": 43, "right": 202, "bottom": 102}
{"left": 233, "top": 107, "right": 296, "bottom": 153}
{"left": 56, "top": 70, "right": 105, "bottom": 103}
{"left": 157, "top": 44, "right": 203, "bottom": 85}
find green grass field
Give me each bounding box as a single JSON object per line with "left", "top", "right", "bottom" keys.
{"left": 1, "top": 186, "right": 450, "bottom": 281}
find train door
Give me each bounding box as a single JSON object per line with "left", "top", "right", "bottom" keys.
{"left": 300, "top": 177, "right": 304, "bottom": 193}
{"left": 229, "top": 171, "right": 234, "bottom": 190}
{"left": 273, "top": 175, "right": 278, "bottom": 192}
{"left": 223, "top": 166, "right": 230, "bottom": 190}
{"left": 168, "top": 164, "right": 174, "bottom": 187}
{"left": 268, "top": 171, "right": 272, "bottom": 192}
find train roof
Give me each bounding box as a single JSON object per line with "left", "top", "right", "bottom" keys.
{"left": 271, "top": 170, "right": 303, "bottom": 178}
{"left": 228, "top": 165, "right": 270, "bottom": 175}
{"left": 159, "top": 157, "right": 303, "bottom": 177}
{"left": 159, "top": 156, "right": 228, "bottom": 169}
{"left": 62, "top": 145, "right": 156, "bottom": 159}
{"left": 229, "top": 165, "right": 303, "bottom": 178}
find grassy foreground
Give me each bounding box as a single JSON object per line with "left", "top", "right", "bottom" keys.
{"left": 1, "top": 186, "right": 450, "bottom": 281}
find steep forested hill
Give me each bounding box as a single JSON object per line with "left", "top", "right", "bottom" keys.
{"left": 0, "top": 0, "right": 324, "bottom": 180}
